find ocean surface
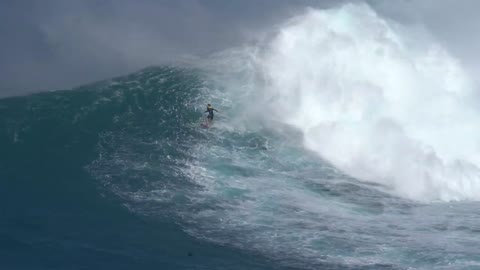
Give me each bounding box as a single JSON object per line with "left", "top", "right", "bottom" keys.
{"left": 2, "top": 3, "right": 480, "bottom": 270}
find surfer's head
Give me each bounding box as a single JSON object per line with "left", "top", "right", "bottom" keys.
{"left": 207, "top": 104, "right": 211, "bottom": 108}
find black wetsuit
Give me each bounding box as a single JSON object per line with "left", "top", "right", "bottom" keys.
{"left": 205, "top": 107, "right": 218, "bottom": 120}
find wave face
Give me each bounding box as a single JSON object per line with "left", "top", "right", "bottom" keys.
{"left": 0, "top": 67, "right": 288, "bottom": 270}
{"left": 2, "top": 3, "right": 480, "bottom": 270}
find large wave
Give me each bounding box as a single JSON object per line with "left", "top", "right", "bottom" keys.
{"left": 4, "top": 3, "right": 480, "bottom": 270}
{"left": 218, "top": 3, "right": 480, "bottom": 202}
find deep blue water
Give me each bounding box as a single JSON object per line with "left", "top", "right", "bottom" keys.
{"left": 0, "top": 67, "right": 300, "bottom": 270}
{"left": 1, "top": 67, "right": 479, "bottom": 270}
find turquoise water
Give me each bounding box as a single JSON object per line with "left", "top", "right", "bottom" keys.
{"left": 1, "top": 66, "right": 479, "bottom": 270}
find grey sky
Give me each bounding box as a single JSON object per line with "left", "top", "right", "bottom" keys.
{"left": 0, "top": 0, "right": 479, "bottom": 97}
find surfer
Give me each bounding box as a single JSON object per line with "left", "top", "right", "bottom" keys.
{"left": 204, "top": 104, "right": 218, "bottom": 125}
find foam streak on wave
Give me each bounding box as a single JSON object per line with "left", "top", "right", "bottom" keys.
{"left": 256, "top": 3, "right": 480, "bottom": 201}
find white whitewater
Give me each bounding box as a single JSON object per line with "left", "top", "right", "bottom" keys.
{"left": 257, "top": 3, "right": 480, "bottom": 201}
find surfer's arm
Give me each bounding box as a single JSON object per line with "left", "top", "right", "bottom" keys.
{"left": 213, "top": 109, "right": 218, "bottom": 112}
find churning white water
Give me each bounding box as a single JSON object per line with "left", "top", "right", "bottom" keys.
{"left": 256, "top": 3, "right": 480, "bottom": 202}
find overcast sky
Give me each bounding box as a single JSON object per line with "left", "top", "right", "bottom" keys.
{"left": 1, "top": 0, "right": 479, "bottom": 97}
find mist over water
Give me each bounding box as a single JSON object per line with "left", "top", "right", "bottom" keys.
{"left": 230, "top": 3, "right": 480, "bottom": 202}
